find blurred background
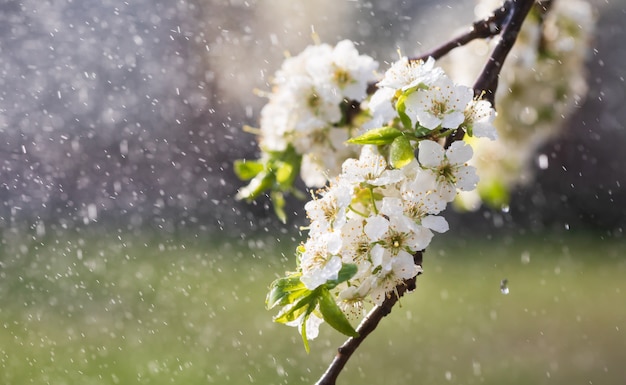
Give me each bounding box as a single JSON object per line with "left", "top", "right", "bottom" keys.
{"left": 0, "top": 0, "right": 625, "bottom": 384}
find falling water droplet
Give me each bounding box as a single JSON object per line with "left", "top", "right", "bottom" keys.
{"left": 500, "top": 278, "right": 509, "bottom": 295}
{"left": 537, "top": 153, "right": 549, "bottom": 170}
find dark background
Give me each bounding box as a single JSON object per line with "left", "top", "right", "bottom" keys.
{"left": 0, "top": 0, "right": 624, "bottom": 236}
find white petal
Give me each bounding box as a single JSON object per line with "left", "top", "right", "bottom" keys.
{"left": 454, "top": 165, "right": 479, "bottom": 191}
{"left": 415, "top": 110, "right": 442, "bottom": 130}
{"left": 370, "top": 244, "right": 386, "bottom": 268}
{"left": 368, "top": 87, "right": 396, "bottom": 123}
{"left": 446, "top": 141, "right": 473, "bottom": 164}
{"left": 381, "top": 197, "right": 404, "bottom": 217}
{"left": 418, "top": 140, "right": 445, "bottom": 167}
{"left": 422, "top": 215, "right": 449, "bottom": 233}
{"left": 405, "top": 225, "right": 433, "bottom": 251}
{"left": 326, "top": 232, "right": 343, "bottom": 254}
{"left": 391, "top": 251, "right": 419, "bottom": 280}
{"left": 371, "top": 169, "right": 405, "bottom": 186}
{"left": 300, "top": 312, "right": 324, "bottom": 340}
{"left": 473, "top": 121, "right": 498, "bottom": 140}
{"left": 322, "top": 255, "right": 343, "bottom": 280}
{"left": 441, "top": 111, "right": 466, "bottom": 129}
{"left": 364, "top": 215, "right": 389, "bottom": 241}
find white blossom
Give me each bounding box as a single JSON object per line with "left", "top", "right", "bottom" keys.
{"left": 305, "top": 182, "right": 353, "bottom": 233}
{"left": 299, "top": 232, "right": 343, "bottom": 290}
{"left": 369, "top": 254, "right": 421, "bottom": 305}
{"left": 377, "top": 56, "right": 444, "bottom": 91}
{"left": 341, "top": 145, "right": 404, "bottom": 186}
{"left": 463, "top": 99, "right": 498, "bottom": 140}
{"left": 404, "top": 76, "right": 473, "bottom": 130}
{"left": 418, "top": 140, "right": 478, "bottom": 201}
{"left": 307, "top": 40, "right": 379, "bottom": 101}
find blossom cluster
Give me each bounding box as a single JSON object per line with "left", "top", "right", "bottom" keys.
{"left": 301, "top": 141, "right": 473, "bottom": 311}
{"left": 258, "top": 40, "right": 379, "bottom": 187}
{"left": 261, "top": 46, "right": 497, "bottom": 346}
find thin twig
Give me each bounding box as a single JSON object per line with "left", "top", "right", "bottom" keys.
{"left": 315, "top": 1, "right": 538, "bottom": 384}
{"left": 410, "top": 1, "right": 513, "bottom": 62}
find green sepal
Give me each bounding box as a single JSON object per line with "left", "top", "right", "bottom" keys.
{"left": 414, "top": 125, "right": 434, "bottom": 138}
{"left": 347, "top": 126, "right": 402, "bottom": 145}
{"left": 318, "top": 287, "right": 359, "bottom": 338}
{"left": 389, "top": 135, "right": 414, "bottom": 169}
{"left": 300, "top": 306, "right": 315, "bottom": 353}
{"left": 266, "top": 273, "right": 309, "bottom": 309}
{"left": 396, "top": 94, "right": 414, "bottom": 131}
{"left": 395, "top": 86, "right": 423, "bottom": 130}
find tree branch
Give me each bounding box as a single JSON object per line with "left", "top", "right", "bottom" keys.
{"left": 315, "top": 1, "right": 538, "bottom": 384}
{"left": 446, "top": 0, "right": 536, "bottom": 148}
{"left": 410, "top": 1, "right": 513, "bottom": 62}
{"left": 471, "top": 0, "right": 536, "bottom": 104}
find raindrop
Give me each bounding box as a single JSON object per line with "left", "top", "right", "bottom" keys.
{"left": 472, "top": 361, "right": 482, "bottom": 376}
{"left": 537, "top": 154, "right": 549, "bottom": 170}
{"left": 36, "top": 221, "right": 46, "bottom": 237}
{"left": 500, "top": 278, "right": 509, "bottom": 295}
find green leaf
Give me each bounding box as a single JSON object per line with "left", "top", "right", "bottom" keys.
{"left": 478, "top": 179, "right": 510, "bottom": 209}
{"left": 233, "top": 159, "right": 264, "bottom": 180}
{"left": 347, "top": 126, "right": 402, "bottom": 145}
{"left": 275, "top": 162, "right": 295, "bottom": 185}
{"left": 326, "top": 263, "right": 358, "bottom": 289}
{"left": 266, "top": 273, "right": 309, "bottom": 309}
{"left": 318, "top": 287, "right": 358, "bottom": 338}
{"left": 273, "top": 292, "right": 317, "bottom": 324}
{"left": 273, "top": 146, "right": 302, "bottom": 189}
{"left": 414, "top": 125, "right": 434, "bottom": 138}
{"left": 236, "top": 171, "right": 275, "bottom": 201}
{"left": 389, "top": 135, "right": 414, "bottom": 169}
{"left": 270, "top": 191, "right": 287, "bottom": 224}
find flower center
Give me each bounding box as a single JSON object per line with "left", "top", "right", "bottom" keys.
{"left": 431, "top": 100, "right": 448, "bottom": 118}
{"left": 333, "top": 67, "right": 352, "bottom": 88}
{"left": 388, "top": 232, "right": 406, "bottom": 254}
{"left": 308, "top": 91, "right": 322, "bottom": 110}
{"left": 437, "top": 162, "right": 456, "bottom": 183}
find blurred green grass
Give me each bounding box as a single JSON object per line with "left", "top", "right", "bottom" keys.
{"left": 0, "top": 230, "right": 625, "bottom": 384}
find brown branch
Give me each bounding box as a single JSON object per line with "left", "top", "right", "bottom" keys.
{"left": 446, "top": 0, "right": 536, "bottom": 148}
{"left": 410, "top": 1, "right": 513, "bottom": 62}
{"left": 315, "top": 252, "right": 423, "bottom": 385}
{"left": 471, "top": 0, "right": 536, "bottom": 104}
{"left": 316, "top": 1, "right": 539, "bottom": 384}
